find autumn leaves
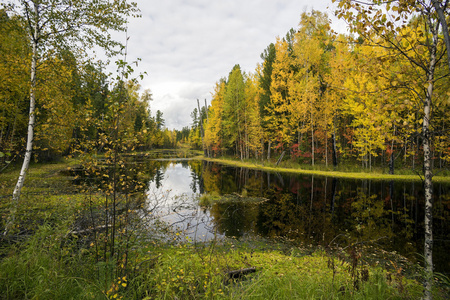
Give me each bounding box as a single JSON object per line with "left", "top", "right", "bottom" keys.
{"left": 203, "top": 9, "right": 449, "bottom": 171}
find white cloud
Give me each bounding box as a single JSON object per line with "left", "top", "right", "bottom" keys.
{"left": 114, "top": 0, "right": 347, "bottom": 130}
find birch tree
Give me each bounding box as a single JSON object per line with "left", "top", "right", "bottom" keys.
{"left": 334, "top": 1, "right": 449, "bottom": 298}
{"left": 2, "top": 0, "right": 139, "bottom": 234}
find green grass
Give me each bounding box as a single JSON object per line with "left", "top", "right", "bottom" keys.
{"left": 124, "top": 240, "right": 438, "bottom": 299}
{"left": 0, "top": 224, "right": 103, "bottom": 299}
{"left": 2, "top": 228, "right": 447, "bottom": 299}
{"left": 1, "top": 155, "right": 449, "bottom": 299}
{"left": 203, "top": 156, "right": 450, "bottom": 183}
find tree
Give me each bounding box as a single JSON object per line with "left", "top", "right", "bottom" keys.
{"left": 259, "top": 43, "right": 276, "bottom": 117}
{"left": 340, "top": 42, "right": 392, "bottom": 170}
{"left": 324, "top": 34, "right": 352, "bottom": 167}
{"left": 244, "top": 73, "right": 263, "bottom": 158}
{"left": 223, "top": 65, "right": 246, "bottom": 159}
{"left": 265, "top": 37, "right": 296, "bottom": 156}
{"left": 155, "top": 110, "right": 165, "bottom": 131}
{"left": 33, "top": 56, "right": 77, "bottom": 160}
{"left": 334, "top": 1, "right": 449, "bottom": 297}
{"left": 2, "top": 0, "right": 139, "bottom": 234}
{"left": 291, "top": 11, "right": 330, "bottom": 166}
{"left": 204, "top": 80, "right": 226, "bottom": 156}
{"left": 0, "top": 10, "right": 29, "bottom": 164}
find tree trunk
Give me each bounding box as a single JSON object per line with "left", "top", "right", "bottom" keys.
{"left": 204, "top": 99, "right": 210, "bottom": 158}
{"left": 197, "top": 99, "right": 206, "bottom": 156}
{"left": 261, "top": 138, "right": 264, "bottom": 161}
{"left": 311, "top": 122, "right": 314, "bottom": 166}
{"left": 332, "top": 122, "right": 338, "bottom": 168}
{"left": 422, "top": 18, "right": 437, "bottom": 299}
{"left": 389, "top": 127, "right": 395, "bottom": 175}
{"left": 431, "top": 0, "right": 450, "bottom": 72}
{"left": 5, "top": 4, "right": 39, "bottom": 235}
{"left": 0, "top": 107, "right": 5, "bottom": 145}
{"left": 423, "top": 88, "right": 434, "bottom": 300}
{"left": 325, "top": 129, "right": 328, "bottom": 167}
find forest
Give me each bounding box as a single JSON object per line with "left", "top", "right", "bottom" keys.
{"left": 0, "top": 7, "right": 185, "bottom": 170}
{"left": 2, "top": 6, "right": 449, "bottom": 174}
{"left": 1, "top": 0, "right": 449, "bottom": 299}
{"left": 196, "top": 10, "right": 450, "bottom": 173}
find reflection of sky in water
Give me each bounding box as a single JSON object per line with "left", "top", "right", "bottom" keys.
{"left": 148, "top": 163, "right": 195, "bottom": 197}
{"left": 146, "top": 161, "right": 220, "bottom": 242}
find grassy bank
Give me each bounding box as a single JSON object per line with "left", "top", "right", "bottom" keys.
{"left": 123, "top": 240, "right": 431, "bottom": 299}
{"left": 202, "top": 156, "right": 450, "bottom": 183}
{"left": 1, "top": 229, "right": 447, "bottom": 299}
{"left": 0, "top": 157, "right": 448, "bottom": 299}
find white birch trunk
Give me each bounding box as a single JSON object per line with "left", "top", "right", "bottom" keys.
{"left": 4, "top": 4, "right": 39, "bottom": 235}
{"left": 423, "top": 18, "right": 437, "bottom": 300}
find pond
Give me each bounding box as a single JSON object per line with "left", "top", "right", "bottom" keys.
{"left": 142, "top": 158, "right": 450, "bottom": 274}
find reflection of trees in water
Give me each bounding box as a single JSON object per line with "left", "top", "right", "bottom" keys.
{"left": 154, "top": 169, "right": 164, "bottom": 188}
{"left": 199, "top": 162, "right": 450, "bottom": 271}
{"left": 256, "top": 187, "right": 338, "bottom": 245}
{"left": 140, "top": 160, "right": 449, "bottom": 272}
{"left": 145, "top": 160, "right": 168, "bottom": 189}
{"left": 188, "top": 160, "right": 204, "bottom": 194}
{"left": 209, "top": 201, "right": 258, "bottom": 238}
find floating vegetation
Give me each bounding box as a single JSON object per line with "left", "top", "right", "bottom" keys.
{"left": 198, "top": 192, "right": 268, "bottom": 208}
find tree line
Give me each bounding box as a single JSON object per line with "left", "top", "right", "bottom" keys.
{"left": 195, "top": 9, "right": 449, "bottom": 173}
{"left": 0, "top": 7, "right": 183, "bottom": 170}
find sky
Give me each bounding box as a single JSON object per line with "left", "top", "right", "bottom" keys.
{"left": 112, "top": 0, "right": 348, "bottom": 130}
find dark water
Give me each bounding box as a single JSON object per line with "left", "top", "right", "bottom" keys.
{"left": 142, "top": 159, "right": 450, "bottom": 274}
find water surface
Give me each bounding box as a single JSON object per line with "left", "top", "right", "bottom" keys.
{"left": 144, "top": 159, "right": 450, "bottom": 274}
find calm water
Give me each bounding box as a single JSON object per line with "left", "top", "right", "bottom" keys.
{"left": 143, "top": 159, "right": 450, "bottom": 274}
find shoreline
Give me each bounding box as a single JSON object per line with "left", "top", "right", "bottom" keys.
{"left": 201, "top": 155, "right": 450, "bottom": 183}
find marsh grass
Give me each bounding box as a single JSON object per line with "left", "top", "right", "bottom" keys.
{"left": 0, "top": 224, "right": 102, "bottom": 299}
{"left": 123, "top": 238, "right": 436, "bottom": 300}
{"left": 0, "top": 157, "right": 448, "bottom": 299}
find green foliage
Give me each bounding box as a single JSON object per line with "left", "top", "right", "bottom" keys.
{"left": 259, "top": 43, "right": 276, "bottom": 119}
{"left": 0, "top": 224, "right": 102, "bottom": 299}
{"left": 122, "top": 240, "right": 431, "bottom": 299}
{"left": 0, "top": 10, "right": 29, "bottom": 159}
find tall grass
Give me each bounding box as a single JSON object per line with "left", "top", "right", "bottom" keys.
{"left": 121, "top": 240, "right": 433, "bottom": 299}
{"left": 0, "top": 224, "right": 103, "bottom": 299}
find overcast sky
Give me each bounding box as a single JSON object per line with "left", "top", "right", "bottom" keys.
{"left": 114, "top": 0, "right": 348, "bottom": 130}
